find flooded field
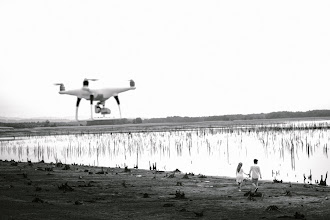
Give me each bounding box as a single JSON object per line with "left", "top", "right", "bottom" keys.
{"left": 0, "top": 119, "right": 329, "bottom": 184}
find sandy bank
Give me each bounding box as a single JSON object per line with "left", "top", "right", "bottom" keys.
{"left": 0, "top": 160, "right": 329, "bottom": 220}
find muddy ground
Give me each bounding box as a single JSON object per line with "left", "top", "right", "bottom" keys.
{"left": 0, "top": 160, "right": 329, "bottom": 220}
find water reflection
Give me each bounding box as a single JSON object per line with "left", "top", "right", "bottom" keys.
{"left": 0, "top": 121, "right": 329, "bottom": 183}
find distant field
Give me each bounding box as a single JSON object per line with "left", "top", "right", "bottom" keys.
{"left": 0, "top": 117, "right": 330, "bottom": 138}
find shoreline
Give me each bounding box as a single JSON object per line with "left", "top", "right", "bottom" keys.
{"left": 1, "top": 117, "right": 330, "bottom": 139}
{"left": 0, "top": 160, "right": 329, "bottom": 219}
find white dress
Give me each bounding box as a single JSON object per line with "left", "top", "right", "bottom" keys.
{"left": 236, "top": 168, "right": 244, "bottom": 183}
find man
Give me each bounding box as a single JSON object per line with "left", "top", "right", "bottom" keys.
{"left": 249, "top": 159, "right": 262, "bottom": 192}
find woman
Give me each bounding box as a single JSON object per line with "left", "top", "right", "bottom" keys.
{"left": 236, "top": 162, "right": 248, "bottom": 191}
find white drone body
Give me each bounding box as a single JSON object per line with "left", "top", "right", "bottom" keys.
{"left": 55, "top": 79, "right": 136, "bottom": 121}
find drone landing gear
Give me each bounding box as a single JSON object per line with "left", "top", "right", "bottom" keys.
{"left": 75, "top": 98, "right": 122, "bottom": 122}
{"left": 76, "top": 95, "right": 94, "bottom": 121}
{"left": 90, "top": 95, "right": 94, "bottom": 120}
{"left": 76, "top": 98, "right": 81, "bottom": 121}
{"left": 114, "top": 96, "right": 122, "bottom": 118}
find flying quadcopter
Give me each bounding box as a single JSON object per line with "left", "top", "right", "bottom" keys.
{"left": 55, "top": 79, "right": 136, "bottom": 121}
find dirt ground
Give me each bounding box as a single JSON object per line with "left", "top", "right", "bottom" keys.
{"left": 0, "top": 160, "right": 329, "bottom": 220}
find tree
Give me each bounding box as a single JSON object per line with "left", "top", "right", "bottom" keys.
{"left": 134, "top": 118, "right": 142, "bottom": 124}
{"left": 44, "top": 120, "right": 50, "bottom": 127}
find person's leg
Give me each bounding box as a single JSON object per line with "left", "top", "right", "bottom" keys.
{"left": 252, "top": 178, "right": 258, "bottom": 191}
{"left": 255, "top": 179, "right": 259, "bottom": 192}
{"left": 251, "top": 178, "right": 256, "bottom": 188}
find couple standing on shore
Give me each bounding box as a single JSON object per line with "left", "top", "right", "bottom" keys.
{"left": 236, "top": 159, "right": 262, "bottom": 192}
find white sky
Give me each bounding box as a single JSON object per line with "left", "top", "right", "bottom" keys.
{"left": 1, "top": 1, "right": 330, "bottom": 120}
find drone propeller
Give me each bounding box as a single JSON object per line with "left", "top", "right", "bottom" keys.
{"left": 83, "top": 78, "right": 98, "bottom": 87}
{"left": 54, "top": 83, "right": 65, "bottom": 91}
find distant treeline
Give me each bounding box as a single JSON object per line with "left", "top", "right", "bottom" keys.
{"left": 0, "top": 120, "right": 74, "bottom": 129}
{"left": 0, "top": 118, "right": 144, "bottom": 128}
{"left": 1, "top": 110, "right": 330, "bottom": 128}
{"left": 86, "top": 118, "right": 142, "bottom": 126}
{"left": 142, "top": 110, "right": 330, "bottom": 123}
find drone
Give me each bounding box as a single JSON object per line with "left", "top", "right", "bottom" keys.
{"left": 55, "top": 79, "right": 136, "bottom": 121}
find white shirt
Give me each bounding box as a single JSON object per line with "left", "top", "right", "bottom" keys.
{"left": 249, "top": 165, "right": 261, "bottom": 179}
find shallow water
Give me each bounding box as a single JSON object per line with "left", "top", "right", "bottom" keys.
{"left": 0, "top": 120, "right": 329, "bottom": 184}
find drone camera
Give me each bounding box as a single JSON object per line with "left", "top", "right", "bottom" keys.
{"left": 95, "top": 105, "right": 111, "bottom": 115}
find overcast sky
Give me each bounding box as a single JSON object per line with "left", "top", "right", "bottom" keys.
{"left": 1, "top": 1, "right": 329, "bottom": 120}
